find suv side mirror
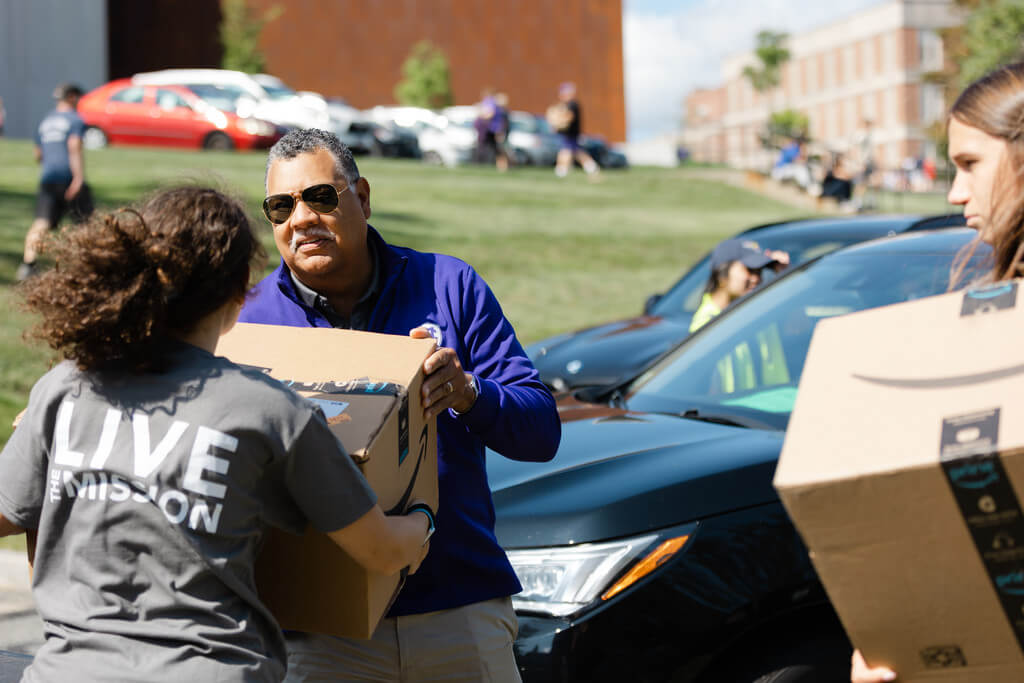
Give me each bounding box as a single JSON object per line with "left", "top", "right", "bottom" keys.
{"left": 644, "top": 294, "right": 662, "bottom": 315}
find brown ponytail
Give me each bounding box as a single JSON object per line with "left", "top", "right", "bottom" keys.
{"left": 21, "top": 186, "right": 265, "bottom": 372}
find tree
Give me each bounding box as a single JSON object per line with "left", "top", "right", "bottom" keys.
{"left": 394, "top": 41, "right": 454, "bottom": 109}
{"left": 958, "top": 0, "right": 1024, "bottom": 86}
{"left": 742, "top": 30, "right": 791, "bottom": 93}
{"left": 763, "top": 109, "right": 810, "bottom": 149}
{"left": 924, "top": 1, "right": 1024, "bottom": 159}
{"left": 219, "top": 0, "right": 283, "bottom": 74}
{"left": 744, "top": 30, "right": 799, "bottom": 151}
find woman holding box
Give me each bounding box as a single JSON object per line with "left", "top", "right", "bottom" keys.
{"left": 852, "top": 61, "right": 1024, "bottom": 683}
{"left": 0, "top": 186, "right": 433, "bottom": 683}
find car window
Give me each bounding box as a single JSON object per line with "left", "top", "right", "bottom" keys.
{"left": 156, "top": 90, "right": 191, "bottom": 110}
{"left": 109, "top": 86, "right": 145, "bottom": 104}
{"left": 260, "top": 83, "right": 294, "bottom": 100}
{"left": 651, "top": 233, "right": 890, "bottom": 319}
{"left": 187, "top": 84, "right": 245, "bottom": 111}
{"left": 626, "top": 245, "right": 987, "bottom": 430}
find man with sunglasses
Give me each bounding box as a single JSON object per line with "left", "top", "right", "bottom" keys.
{"left": 240, "top": 128, "right": 560, "bottom": 682}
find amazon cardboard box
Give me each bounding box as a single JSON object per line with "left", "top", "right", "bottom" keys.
{"left": 775, "top": 281, "right": 1024, "bottom": 682}
{"left": 217, "top": 323, "right": 438, "bottom": 639}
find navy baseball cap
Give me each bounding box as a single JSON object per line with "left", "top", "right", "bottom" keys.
{"left": 710, "top": 239, "right": 776, "bottom": 271}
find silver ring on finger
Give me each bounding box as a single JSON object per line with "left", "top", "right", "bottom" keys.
{"left": 445, "top": 381, "right": 454, "bottom": 395}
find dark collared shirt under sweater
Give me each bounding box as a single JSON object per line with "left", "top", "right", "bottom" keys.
{"left": 288, "top": 239, "right": 382, "bottom": 330}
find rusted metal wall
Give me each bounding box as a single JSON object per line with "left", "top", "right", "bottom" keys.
{"left": 251, "top": 0, "right": 625, "bottom": 141}
{"left": 107, "top": 0, "right": 223, "bottom": 79}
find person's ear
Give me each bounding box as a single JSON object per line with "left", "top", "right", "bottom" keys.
{"left": 356, "top": 177, "right": 372, "bottom": 220}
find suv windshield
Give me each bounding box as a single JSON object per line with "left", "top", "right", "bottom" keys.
{"left": 648, "top": 227, "right": 908, "bottom": 320}
{"left": 625, "top": 238, "right": 987, "bottom": 431}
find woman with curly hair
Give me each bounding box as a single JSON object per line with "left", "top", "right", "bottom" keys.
{"left": 851, "top": 61, "right": 1024, "bottom": 683}
{"left": 0, "top": 187, "right": 433, "bottom": 682}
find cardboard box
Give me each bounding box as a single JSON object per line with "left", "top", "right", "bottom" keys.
{"left": 775, "top": 281, "right": 1024, "bottom": 682}
{"left": 216, "top": 323, "right": 438, "bottom": 639}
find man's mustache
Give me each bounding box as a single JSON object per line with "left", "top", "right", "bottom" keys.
{"left": 290, "top": 228, "right": 335, "bottom": 252}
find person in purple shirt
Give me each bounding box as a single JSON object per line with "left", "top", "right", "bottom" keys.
{"left": 17, "top": 83, "right": 94, "bottom": 282}
{"left": 241, "top": 128, "right": 561, "bottom": 682}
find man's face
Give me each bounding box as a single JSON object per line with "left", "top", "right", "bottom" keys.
{"left": 265, "top": 148, "right": 371, "bottom": 284}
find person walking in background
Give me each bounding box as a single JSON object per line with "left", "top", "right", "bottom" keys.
{"left": 474, "top": 91, "right": 497, "bottom": 165}
{"left": 17, "top": 83, "right": 94, "bottom": 282}
{"left": 491, "top": 92, "right": 511, "bottom": 172}
{"left": 547, "top": 82, "right": 599, "bottom": 179}
{"left": 240, "top": 128, "right": 560, "bottom": 682}
{"left": 851, "top": 60, "right": 1024, "bottom": 683}
{"left": 851, "top": 118, "right": 876, "bottom": 212}
{"left": 0, "top": 186, "right": 432, "bottom": 682}
{"left": 0, "top": 96, "right": 6, "bottom": 137}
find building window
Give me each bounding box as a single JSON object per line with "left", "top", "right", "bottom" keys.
{"left": 920, "top": 82, "right": 945, "bottom": 126}
{"left": 918, "top": 30, "right": 943, "bottom": 72}
{"left": 862, "top": 39, "right": 875, "bottom": 77}
{"left": 862, "top": 92, "right": 876, "bottom": 123}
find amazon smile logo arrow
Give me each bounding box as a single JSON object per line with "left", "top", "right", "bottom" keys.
{"left": 853, "top": 362, "right": 1024, "bottom": 389}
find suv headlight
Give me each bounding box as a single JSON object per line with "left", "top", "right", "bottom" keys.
{"left": 507, "top": 525, "right": 695, "bottom": 617}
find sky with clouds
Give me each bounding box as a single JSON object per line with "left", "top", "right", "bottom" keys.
{"left": 623, "top": 0, "right": 886, "bottom": 141}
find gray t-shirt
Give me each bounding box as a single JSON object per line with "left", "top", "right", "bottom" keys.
{"left": 0, "top": 342, "right": 376, "bottom": 682}
{"left": 34, "top": 108, "right": 86, "bottom": 185}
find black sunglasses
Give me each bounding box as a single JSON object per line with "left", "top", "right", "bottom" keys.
{"left": 262, "top": 183, "right": 350, "bottom": 224}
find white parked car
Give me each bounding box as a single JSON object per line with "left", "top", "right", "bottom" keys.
{"left": 132, "top": 69, "right": 348, "bottom": 136}
{"left": 365, "top": 105, "right": 444, "bottom": 132}
{"left": 367, "top": 105, "right": 475, "bottom": 167}
{"left": 418, "top": 117, "right": 476, "bottom": 167}
{"left": 507, "top": 111, "right": 560, "bottom": 166}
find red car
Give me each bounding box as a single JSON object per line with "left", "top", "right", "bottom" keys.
{"left": 77, "top": 79, "right": 281, "bottom": 151}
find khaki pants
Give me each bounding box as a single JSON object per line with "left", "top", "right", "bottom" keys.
{"left": 283, "top": 597, "right": 521, "bottom": 683}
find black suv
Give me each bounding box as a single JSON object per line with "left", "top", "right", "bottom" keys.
{"left": 492, "top": 229, "right": 987, "bottom": 682}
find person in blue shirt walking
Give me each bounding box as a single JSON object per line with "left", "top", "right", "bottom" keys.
{"left": 17, "top": 83, "right": 94, "bottom": 282}
{"left": 240, "top": 128, "right": 561, "bottom": 682}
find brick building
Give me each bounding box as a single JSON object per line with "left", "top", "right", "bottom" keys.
{"left": 681, "top": 0, "right": 961, "bottom": 170}
{"left": 249, "top": 0, "right": 626, "bottom": 142}
{"left": 1, "top": 0, "right": 625, "bottom": 143}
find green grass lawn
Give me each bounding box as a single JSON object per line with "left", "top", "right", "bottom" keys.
{"left": 0, "top": 140, "right": 959, "bottom": 552}
{"left": 0, "top": 138, "right": 807, "bottom": 448}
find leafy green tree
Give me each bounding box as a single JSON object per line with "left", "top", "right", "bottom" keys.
{"left": 958, "top": 0, "right": 1024, "bottom": 86}
{"left": 744, "top": 30, "right": 800, "bottom": 150}
{"left": 219, "top": 0, "right": 283, "bottom": 74}
{"left": 924, "top": 0, "right": 1022, "bottom": 158}
{"left": 743, "top": 30, "right": 791, "bottom": 93}
{"left": 394, "top": 41, "right": 454, "bottom": 109}
{"left": 763, "top": 109, "right": 810, "bottom": 149}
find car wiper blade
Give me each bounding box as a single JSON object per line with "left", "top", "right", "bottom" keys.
{"left": 679, "top": 408, "right": 752, "bottom": 429}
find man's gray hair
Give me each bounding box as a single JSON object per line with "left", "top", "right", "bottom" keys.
{"left": 265, "top": 128, "right": 361, "bottom": 187}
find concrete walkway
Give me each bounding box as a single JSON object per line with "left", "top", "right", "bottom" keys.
{"left": 0, "top": 550, "right": 42, "bottom": 656}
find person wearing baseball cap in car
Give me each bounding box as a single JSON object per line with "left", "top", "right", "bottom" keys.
{"left": 689, "top": 239, "right": 790, "bottom": 333}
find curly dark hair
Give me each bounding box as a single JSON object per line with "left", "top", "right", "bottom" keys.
{"left": 21, "top": 186, "right": 265, "bottom": 373}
